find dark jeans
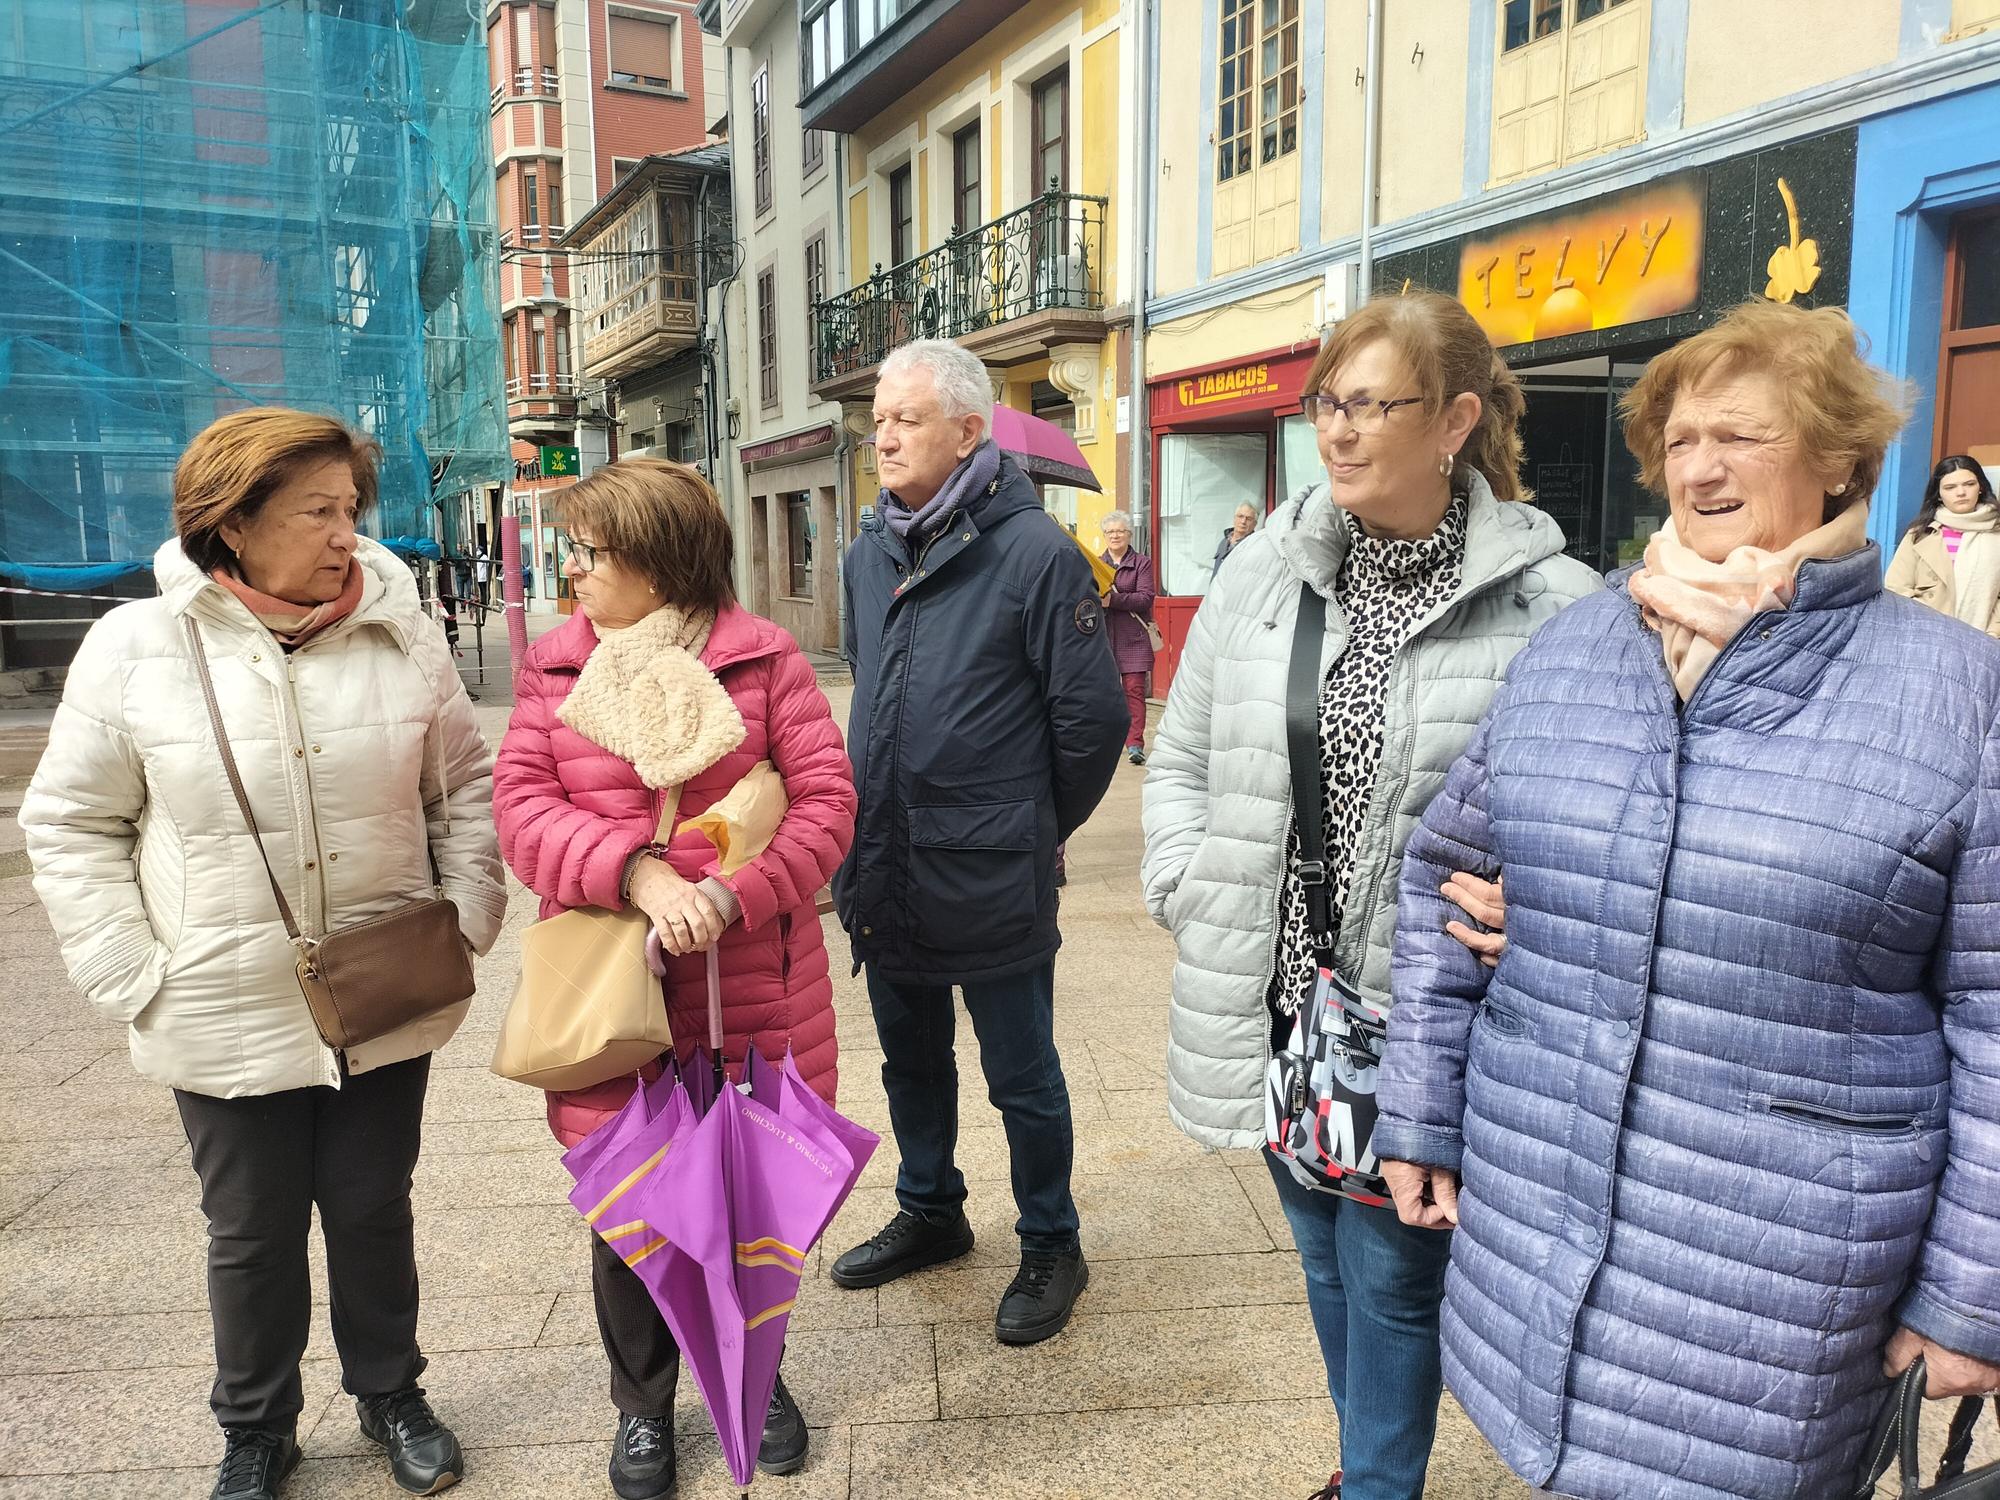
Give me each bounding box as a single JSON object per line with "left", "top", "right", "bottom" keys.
{"left": 865, "top": 961, "right": 1079, "bottom": 1254}
{"left": 591, "top": 1231, "right": 681, "bottom": 1417}
{"left": 1264, "top": 1154, "right": 1453, "bottom": 1500}
{"left": 174, "top": 1055, "right": 432, "bottom": 1432}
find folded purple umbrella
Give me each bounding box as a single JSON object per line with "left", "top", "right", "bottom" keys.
{"left": 563, "top": 943, "right": 877, "bottom": 1491}
{"left": 990, "top": 405, "right": 1103, "bottom": 492}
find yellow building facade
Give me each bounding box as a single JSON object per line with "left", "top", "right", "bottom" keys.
{"left": 797, "top": 0, "right": 1137, "bottom": 550}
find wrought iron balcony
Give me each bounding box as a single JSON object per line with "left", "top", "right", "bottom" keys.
{"left": 810, "top": 189, "right": 1106, "bottom": 387}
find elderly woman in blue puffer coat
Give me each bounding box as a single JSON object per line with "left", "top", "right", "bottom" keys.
{"left": 1374, "top": 300, "right": 2000, "bottom": 1500}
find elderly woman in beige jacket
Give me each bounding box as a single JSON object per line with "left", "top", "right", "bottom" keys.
{"left": 1885, "top": 454, "right": 2000, "bottom": 638}
{"left": 20, "top": 410, "right": 504, "bottom": 1500}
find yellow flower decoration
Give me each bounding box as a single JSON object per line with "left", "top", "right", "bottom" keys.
{"left": 1764, "top": 177, "right": 1821, "bottom": 304}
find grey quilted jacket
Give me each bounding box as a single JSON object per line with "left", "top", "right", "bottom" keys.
{"left": 1140, "top": 475, "right": 1602, "bottom": 1148}
{"left": 1375, "top": 549, "right": 2000, "bottom": 1499}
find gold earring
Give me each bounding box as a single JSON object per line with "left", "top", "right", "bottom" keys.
{"left": 1439, "top": 454, "right": 1455, "bottom": 479}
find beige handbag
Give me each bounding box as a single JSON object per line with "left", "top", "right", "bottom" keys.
{"left": 490, "top": 790, "right": 682, "bottom": 1091}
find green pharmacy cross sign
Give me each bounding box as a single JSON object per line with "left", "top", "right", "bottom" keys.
{"left": 540, "top": 445, "right": 580, "bottom": 477}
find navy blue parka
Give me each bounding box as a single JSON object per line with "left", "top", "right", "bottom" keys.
{"left": 837, "top": 451, "right": 1126, "bottom": 983}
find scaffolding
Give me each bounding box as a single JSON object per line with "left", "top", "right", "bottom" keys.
{"left": 0, "top": 0, "right": 507, "bottom": 589}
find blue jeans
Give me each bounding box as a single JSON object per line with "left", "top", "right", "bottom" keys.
{"left": 865, "top": 962, "right": 1079, "bottom": 1254}
{"left": 1265, "top": 1153, "right": 1453, "bottom": 1500}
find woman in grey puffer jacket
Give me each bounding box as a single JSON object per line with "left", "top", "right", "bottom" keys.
{"left": 1141, "top": 291, "right": 1600, "bottom": 1500}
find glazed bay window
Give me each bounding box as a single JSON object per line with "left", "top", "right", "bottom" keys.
{"left": 1492, "top": 0, "right": 1647, "bottom": 184}
{"left": 1213, "top": 0, "right": 1301, "bottom": 275}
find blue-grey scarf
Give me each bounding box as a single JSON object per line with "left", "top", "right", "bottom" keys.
{"left": 882, "top": 441, "right": 1001, "bottom": 546}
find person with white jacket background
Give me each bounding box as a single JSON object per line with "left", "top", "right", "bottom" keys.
{"left": 1140, "top": 292, "right": 1600, "bottom": 1500}
{"left": 19, "top": 409, "right": 506, "bottom": 1500}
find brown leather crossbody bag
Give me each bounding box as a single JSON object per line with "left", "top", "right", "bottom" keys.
{"left": 185, "top": 617, "right": 476, "bottom": 1051}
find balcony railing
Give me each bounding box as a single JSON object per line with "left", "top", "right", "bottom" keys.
{"left": 507, "top": 373, "right": 580, "bottom": 399}
{"left": 811, "top": 188, "right": 1106, "bottom": 384}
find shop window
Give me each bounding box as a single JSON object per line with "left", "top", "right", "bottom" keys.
{"left": 1492, "top": 0, "right": 1646, "bottom": 186}
{"left": 608, "top": 6, "right": 677, "bottom": 90}
{"left": 1159, "top": 433, "right": 1268, "bottom": 595}
{"left": 1213, "top": 0, "right": 1301, "bottom": 276}
{"left": 787, "top": 494, "right": 815, "bottom": 597}
{"left": 1277, "top": 414, "right": 1321, "bottom": 503}
{"left": 1032, "top": 394, "right": 1080, "bottom": 530}
{"left": 1936, "top": 208, "right": 2000, "bottom": 469}
{"left": 752, "top": 66, "right": 772, "bottom": 215}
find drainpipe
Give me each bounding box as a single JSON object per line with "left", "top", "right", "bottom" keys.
{"left": 1128, "top": 0, "right": 1154, "bottom": 555}
{"left": 1358, "top": 0, "right": 1382, "bottom": 298}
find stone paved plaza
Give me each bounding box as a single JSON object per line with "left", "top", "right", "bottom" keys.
{"left": 0, "top": 689, "right": 1980, "bottom": 1498}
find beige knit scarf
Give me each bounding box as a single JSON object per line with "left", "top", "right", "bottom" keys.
{"left": 1939, "top": 503, "right": 2000, "bottom": 636}
{"left": 1627, "top": 503, "right": 1870, "bottom": 700}
{"left": 557, "top": 604, "right": 746, "bottom": 789}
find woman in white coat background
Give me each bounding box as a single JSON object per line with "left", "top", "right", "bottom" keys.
{"left": 19, "top": 409, "right": 506, "bottom": 1500}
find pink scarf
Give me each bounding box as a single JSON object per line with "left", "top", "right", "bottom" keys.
{"left": 1626, "top": 504, "right": 1870, "bottom": 700}
{"left": 210, "top": 560, "right": 365, "bottom": 648}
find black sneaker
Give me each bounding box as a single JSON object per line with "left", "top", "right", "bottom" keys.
{"left": 356, "top": 1386, "right": 463, "bottom": 1495}
{"left": 1127, "top": 746, "right": 1148, "bottom": 766}
{"left": 829, "top": 1208, "right": 975, "bottom": 1289}
{"left": 609, "top": 1412, "right": 675, "bottom": 1500}
{"left": 757, "top": 1376, "right": 808, "bottom": 1476}
{"left": 211, "top": 1428, "right": 300, "bottom": 1500}
{"left": 995, "top": 1248, "right": 1088, "bottom": 1345}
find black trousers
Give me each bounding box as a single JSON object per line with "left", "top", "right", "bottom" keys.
{"left": 591, "top": 1231, "right": 681, "bottom": 1417}
{"left": 174, "top": 1055, "right": 432, "bottom": 1432}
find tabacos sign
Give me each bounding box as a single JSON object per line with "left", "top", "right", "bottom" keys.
{"left": 1457, "top": 174, "right": 1707, "bottom": 348}
{"left": 1176, "top": 361, "right": 1282, "bottom": 409}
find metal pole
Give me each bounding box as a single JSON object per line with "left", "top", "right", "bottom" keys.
{"left": 500, "top": 487, "right": 529, "bottom": 692}
{"left": 1128, "top": 0, "right": 1154, "bottom": 555}
{"left": 1358, "top": 0, "right": 1383, "bottom": 299}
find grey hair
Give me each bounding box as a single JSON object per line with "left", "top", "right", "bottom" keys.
{"left": 878, "top": 339, "right": 995, "bottom": 428}
{"left": 1100, "top": 510, "right": 1134, "bottom": 530}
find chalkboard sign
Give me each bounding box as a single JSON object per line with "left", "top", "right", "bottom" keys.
{"left": 1535, "top": 454, "right": 1594, "bottom": 562}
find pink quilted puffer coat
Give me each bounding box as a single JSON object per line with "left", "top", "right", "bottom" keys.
{"left": 493, "top": 605, "right": 855, "bottom": 1147}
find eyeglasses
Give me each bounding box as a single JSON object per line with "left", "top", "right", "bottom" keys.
{"left": 1300, "top": 393, "right": 1426, "bottom": 431}
{"left": 558, "top": 531, "right": 610, "bottom": 573}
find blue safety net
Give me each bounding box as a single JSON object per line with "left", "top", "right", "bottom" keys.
{"left": 0, "top": 0, "right": 506, "bottom": 579}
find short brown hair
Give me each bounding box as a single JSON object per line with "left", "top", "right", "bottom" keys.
{"left": 559, "top": 457, "right": 736, "bottom": 613}
{"left": 173, "top": 408, "right": 380, "bottom": 572}
{"left": 1305, "top": 290, "right": 1531, "bottom": 502}
{"left": 1620, "top": 301, "right": 1909, "bottom": 513}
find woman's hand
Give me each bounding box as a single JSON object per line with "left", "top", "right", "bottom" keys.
{"left": 628, "top": 856, "right": 725, "bottom": 956}
{"left": 1382, "top": 1160, "right": 1460, "bottom": 1230}
{"left": 1884, "top": 1327, "right": 2000, "bottom": 1397}
{"left": 1444, "top": 872, "right": 1506, "bottom": 968}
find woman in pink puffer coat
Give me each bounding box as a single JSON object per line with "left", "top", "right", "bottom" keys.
{"left": 491, "top": 458, "right": 853, "bottom": 1498}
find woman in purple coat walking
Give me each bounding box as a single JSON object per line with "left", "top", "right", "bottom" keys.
{"left": 1099, "top": 510, "right": 1157, "bottom": 765}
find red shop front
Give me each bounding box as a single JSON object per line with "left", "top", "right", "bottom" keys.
{"left": 1147, "top": 341, "right": 1321, "bottom": 694}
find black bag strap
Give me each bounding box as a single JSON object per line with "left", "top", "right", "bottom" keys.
{"left": 1851, "top": 1356, "right": 2000, "bottom": 1499}
{"left": 1285, "top": 581, "right": 1336, "bottom": 960}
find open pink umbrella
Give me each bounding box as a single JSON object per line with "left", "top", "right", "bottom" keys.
{"left": 987, "top": 404, "right": 1102, "bottom": 492}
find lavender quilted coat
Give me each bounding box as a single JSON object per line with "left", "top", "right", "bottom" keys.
{"left": 1374, "top": 547, "right": 2000, "bottom": 1500}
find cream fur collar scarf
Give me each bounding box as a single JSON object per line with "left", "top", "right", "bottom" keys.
{"left": 558, "top": 605, "right": 746, "bottom": 789}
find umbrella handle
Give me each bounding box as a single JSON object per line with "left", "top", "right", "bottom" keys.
{"left": 707, "top": 946, "right": 723, "bottom": 1059}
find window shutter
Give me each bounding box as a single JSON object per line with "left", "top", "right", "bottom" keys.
{"left": 609, "top": 13, "right": 673, "bottom": 84}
